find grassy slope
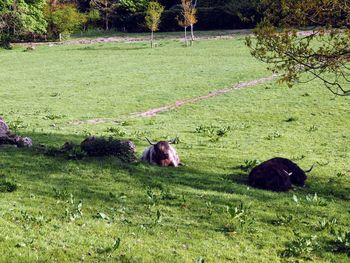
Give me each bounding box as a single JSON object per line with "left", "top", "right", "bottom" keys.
{"left": 0, "top": 37, "right": 349, "bottom": 262}
{"left": 2, "top": 39, "right": 265, "bottom": 125}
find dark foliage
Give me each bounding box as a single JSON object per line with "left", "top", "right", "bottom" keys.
{"left": 121, "top": 6, "right": 258, "bottom": 32}
{"left": 80, "top": 136, "right": 136, "bottom": 162}
{"left": 1, "top": 0, "right": 262, "bottom": 42}
{"left": 0, "top": 178, "right": 17, "bottom": 193}
{"left": 43, "top": 136, "right": 137, "bottom": 162}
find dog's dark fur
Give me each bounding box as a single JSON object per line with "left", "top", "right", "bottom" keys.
{"left": 248, "top": 157, "right": 308, "bottom": 192}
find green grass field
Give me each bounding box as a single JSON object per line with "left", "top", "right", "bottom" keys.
{"left": 0, "top": 35, "right": 349, "bottom": 262}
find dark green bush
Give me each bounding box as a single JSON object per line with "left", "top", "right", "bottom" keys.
{"left": 0, "top": 180, "right": 17, "bottom": 193}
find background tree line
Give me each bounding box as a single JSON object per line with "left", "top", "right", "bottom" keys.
{"left": 0, "top": 0, "right": 261, "bottom": 46}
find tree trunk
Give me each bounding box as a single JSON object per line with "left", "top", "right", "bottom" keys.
{"left": 105, "top": 0, "right": 109, "bottom": 31}
{"left": 190, "top": 24, "right": 195, "bottom": 41}
{"left": 151, "top": 30, "right": 154, "bottom": 48}
{"left": 59, "top": 33, "right": 62, "bottom": 42}
{"left": 105, "top": 13, "right": 109, "bottom": 31}
{"left": 190, "top": 24, "right": 195, "bottom": 46}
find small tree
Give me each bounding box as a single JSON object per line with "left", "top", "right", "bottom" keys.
{"left": 90, "top": 0, "right": 119, "bottom": 31}
{"left": 177, "top": 0, "right": 197, "bottom": 46}
{"left": 86, "top": 9, "right": 101, "bottom": 30}
{"left": 49, "top": 4, "right": 86, "bottom": 41}
{"left": 145, "top": 1, "right": 164, "bottom": 48}
{"left": 246, "top": 0, "right": 350, "bottom": 96}
{"left": 189, "top": 0, "right": 198, "bottom": 42}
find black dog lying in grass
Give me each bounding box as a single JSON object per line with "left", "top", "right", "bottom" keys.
{"left": 248, "top": 157, "right": 314, "bottom": 192}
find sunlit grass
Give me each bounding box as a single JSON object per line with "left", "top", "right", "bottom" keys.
{"left": 0, "top": 36, "right": 349, "bottom": 262}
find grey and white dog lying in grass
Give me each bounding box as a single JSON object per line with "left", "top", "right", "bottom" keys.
{"left": 141, "top": 138, "right": 182, "bottom": 167}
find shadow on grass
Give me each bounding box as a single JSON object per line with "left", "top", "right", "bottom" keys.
{"left": 0, "top": 132, "right": 348, "bottom": 206}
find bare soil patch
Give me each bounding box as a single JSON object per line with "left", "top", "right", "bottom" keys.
{"left": 17, "top": 29, "right": 253, "bottom": 47}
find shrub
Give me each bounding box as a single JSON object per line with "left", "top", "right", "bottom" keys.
{"left": 282, "top": 231, "right": 319, "bottom": 259}
{"left": 240, "top": 159, "right": 260, "bottom": 173}
{"left": 285, "top": 116, "right": 298, "bottom": 122}
{"left": 264, "top": 131, "right": 282, "bottom": 140}
{"left": 272, "top": 213, "right": 293, "bottom": 226}
{"left": 47, "top": 4, "right": 86, "bottom": 41}
{"left": 195, "top": 124, "right": 231, "bottom": 142}
{"left": 305, "top": 193, "right": 328, "bottom": 207}
{"left": 105, "top": 127, "right": 127, "bottom": 137}
{"left": 87, "top": 9, "right": 101, "bottom": 28}
{"left": 317, "top": 217, "right": 338, "bottom": 231}
{"left": 308, "top": 125, "right": 319, "bottom": 132}
{"left": 225, "top": 202, "right": 255, "bottom": 233}
{"left": 331, "top": 229, "right": 350, "bottom": 256}
{"left": 80, "top": 136, "right": 136, "bottom": 162}
{"left": 0, "top": 180, "right": 17, "bottom": 192}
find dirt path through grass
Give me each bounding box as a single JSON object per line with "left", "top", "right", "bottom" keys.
{"left": 70, "top": 74, "right": 277, "bottom": 125}
{"left": 18, "top": 30, "right": 252, "bottom": 47}
{"left": 18, "top": 30, "right": 316, "bottom": 47}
